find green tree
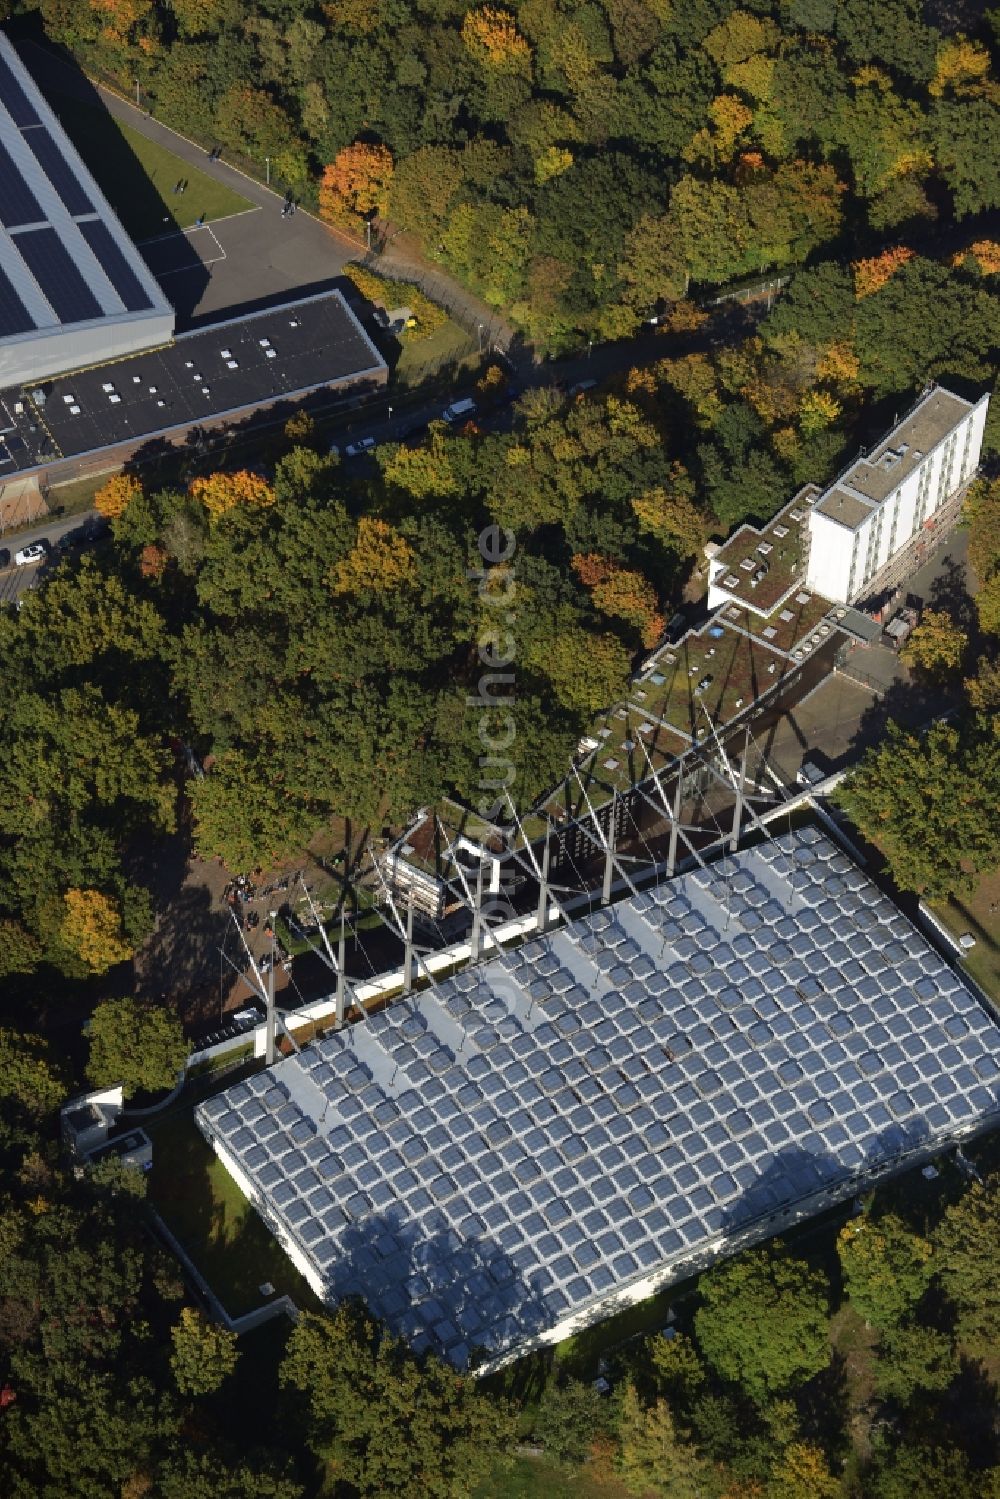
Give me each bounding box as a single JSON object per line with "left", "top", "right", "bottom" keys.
{"left": 837, "top": 1212, "right": 935, "bottom": 1330}
{"left": 694, "top": 1247, "right": 830, "bottom": 1404}
{"left": 86, "top": 997, "right": 188, "bottom": 1098}
{"left": 934, "top": 1176, "right": 1000, "bottom": 1358}
{"left": 834, "top": 716, "right": 1000, "bottom": 900}
{"left": 279, "top": 1306, "right": 515, "bottom": 1497}
{"left": 0, "top": 1029, "right": 65, "bottom": 1117}
{"left": 534, "top": 1377, "right": 604, "bottom": 1463}
{"left": 170, "top": 1306, "right": 239, "bottom": 1395}
{"left": 872, "top": 1323, "right": 958, "bottom": 1404}
{"left": 648, "top": 1330, "right": 706, "bottom": 1414}
{"left": 524, "top": 621, "right": 631, "bottom": 714}
{"left": 615, "top": 1382, "right": 713, "bottom": 1497}
{"left": 899, "top": 608, "right": 968, "bottom": 679}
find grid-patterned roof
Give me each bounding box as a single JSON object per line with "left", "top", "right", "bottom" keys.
{"left": 0, "top": 32, "right": 170, "bottom": 340}
{"left": 198, "top": 830, "right": 1000, "bottom": 1370}
{"left": 0, "top": 289, "right": 387, "bottom": 475}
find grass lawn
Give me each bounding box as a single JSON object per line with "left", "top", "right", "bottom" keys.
{"left": 475, "top": 1455, "right": 630, "bottom": 1499}
{"left": 930, "top": 867, "right": 1000, "bottom": 1004}
{"left": 394, "top": 318, "right": 478, "bottom": 386}
{"left": 46, "top": 95, "right": 251, "bottom": 241}
{"left": 146, "top": 1106, "right": 321, "bottom": 1318}
{"left": 46, "top": 472, "right": 109, "bottom": 517}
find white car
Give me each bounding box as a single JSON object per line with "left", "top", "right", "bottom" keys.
{"left": 344, "top": 437, "right": 376, "bottom": 458}
{"left": 15, "top": 542, "right": 45, "bottom": 566}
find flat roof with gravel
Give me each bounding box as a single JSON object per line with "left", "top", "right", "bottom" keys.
{"left": 197, "top": 828, "right": 1000, "bottom": 1372}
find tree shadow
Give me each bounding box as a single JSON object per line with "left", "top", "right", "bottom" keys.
{"left": 849, "top": 673, "right": 953, "bottom": 754}
{"left": 135, "top": 877, "right": 230, "bottom": 1025}
{"left": 927, "top": 556, "right": 977, "bottom": 635}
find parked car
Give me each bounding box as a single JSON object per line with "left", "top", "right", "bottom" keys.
{"left": 568, "top": 378, "right": 597, "bottom": 397}
{"left": 441, "top": 397, "right": 478, "bottom": 424}
{"left": 344, "top": 436, "right": 376, "bottom": 458}
{"left": 328, "top": 442, "right": 340, "bottom": 459}
{"left": 15, "top": 542, "right": 45, "bottom": 566}
{"left": 0, "top": 548, "right": 9, "bottom": 567}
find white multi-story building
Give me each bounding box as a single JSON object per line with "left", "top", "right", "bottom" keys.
{"left": 804, "top": 385, "right": 989, "bottom": 604}
{"left": 707, "top": 384, "right": 990, "bottom": 614}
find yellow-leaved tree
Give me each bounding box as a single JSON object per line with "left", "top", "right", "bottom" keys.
{"left": 329, "top": 517, "right": 416, "bottom": 595}
{"left": 62, "top": 889, "right": 133, "bottom": 974}
{"left": 188, "top": 469, "right": 275, "bottom": 520}
{"left": 461, "top": 8, "right": 532, "bottom": 73}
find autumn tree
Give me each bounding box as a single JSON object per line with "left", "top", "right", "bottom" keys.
{"left": 319, "top": 142, "right": 394, "bottom": 223}
{"left": 86, "top": 997, "right": 188, "bottom": 1097}
{"left": 329, "top": 517, "right": 416, "bottom": 595}
{"left": 462, "top": 7, "right": 532, "bottom": 73}
{"left": 61, "top": 888, "right": 134, "bottom": 974}
{"left": 94, "top": 472, "right": 142, "bottom": 521}
{"left": 189, "top": 470, "right": 275, "bottom": 521}
{"left": 899, "top": 608, "right": 968, "bottom": 680}
{"left": 170, "top": 1307, "right": 239, "bottom": 1396}
{"left": 591, "top": 567, "right": 662, "bottom": 646}
{"left": 853, "top": 246, "right": 916, "bottom": 299}
{"left": 631, "top": 478, "right": 707, "bottom": 555}
{"left": 767, "top": 1442, "right": 840, "bottom": 1499}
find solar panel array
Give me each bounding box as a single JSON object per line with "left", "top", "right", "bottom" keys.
{"left": 199, "top": 830, "right": 1000, "bottom": 1371}
{"left": 0, "top": 33, "right": 160, "bottom": 339}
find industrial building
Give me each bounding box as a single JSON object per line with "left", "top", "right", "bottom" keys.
{"left": 0, "top": 32, "right": 173, "bottom": 387}
{"left": 197, "top": 827, "right": 1000, "bottom": 1374}
{"left": 0, "top": 287, "right": 388, "bottom": 486}
{"left": 708, "top": 384, "right": 989, "bottom": 611}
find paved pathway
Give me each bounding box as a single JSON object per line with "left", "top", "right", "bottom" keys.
{"left": 19, "top": 40, "right": 515, "bottom": 343}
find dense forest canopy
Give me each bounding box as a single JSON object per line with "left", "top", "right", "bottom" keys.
{"left": 0, "top": 239, "right": 997, "bottom": 980}
{"left": 23, "top": 0, "right": 1000, "bottom": 347}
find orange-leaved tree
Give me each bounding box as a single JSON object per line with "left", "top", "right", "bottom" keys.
{"left": 952, "top": 240, "right": 1000, "bottom": 275}
{"left": 329, "top": 517, "right": 416, "bottom": 595}
{"left": 572, "top": 554, "right": 662, "bottom": 646}
{"left": 188, "top": 469, "right": 275, "bottom": 521}
{"left": 852, "top": 246, "right": 915, "bottom": 299}
{"left": 319, "top": 142, "right": 394, "bottom": 224}
{"left": 95, "top": 472, "right": 143, "bottom": 520}
{"left": 461, "top": 7, "right": 532, "bottom": 72}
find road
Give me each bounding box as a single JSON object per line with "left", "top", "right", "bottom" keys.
{"left": 0, "top": 301, "right": 758, "bottom": 603}
{"left": 0, "top": 513, "right": 107, "bottom": 604}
